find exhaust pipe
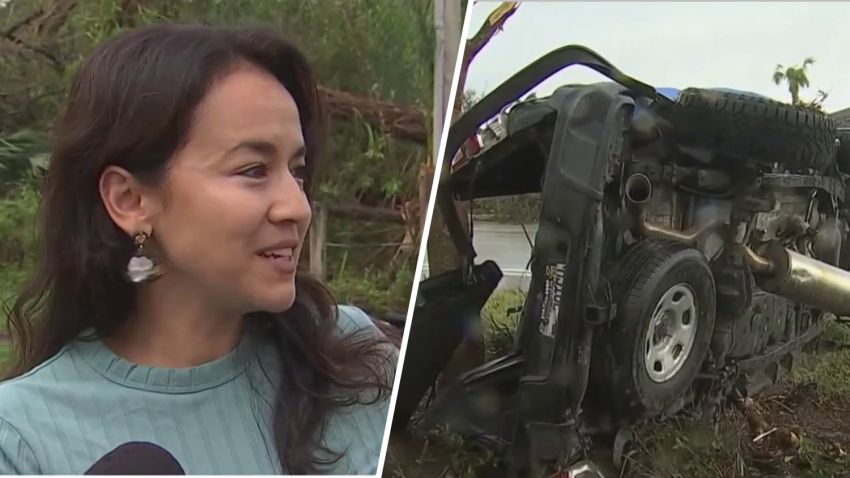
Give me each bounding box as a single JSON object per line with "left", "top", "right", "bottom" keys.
{"left": 624, "top": 173, "right": 653, "bottom": 208}
{"left": 623, "top": 173, "right": 850, "bottom": 316}
{"left": 625, "top": 173, "right": 720, "bottom": 244}
{"left": 743, "top": 243, "right": 850, "bottom": 317}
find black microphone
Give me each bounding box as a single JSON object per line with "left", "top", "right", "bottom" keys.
{"left": 84, "top": 442, "right": 186, "bottom": 475}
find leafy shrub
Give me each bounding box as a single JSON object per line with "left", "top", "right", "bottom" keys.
{"left": 0, "top": 186, "right": 39, "bottom": 320}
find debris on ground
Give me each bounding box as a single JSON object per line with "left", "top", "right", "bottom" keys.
{"left": 625, "top": 324, "right": 850, "bottom": 478}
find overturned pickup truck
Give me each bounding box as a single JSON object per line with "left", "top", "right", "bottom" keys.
{"left": 395, "top": 45, "right": 850, "bottom": 478}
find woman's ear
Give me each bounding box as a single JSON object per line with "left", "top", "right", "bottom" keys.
{"left": 99, "top": 166, "right": 158, "bottom": 236}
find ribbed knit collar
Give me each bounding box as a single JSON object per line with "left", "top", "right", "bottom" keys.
{"left": 72, "top": 330, "right": 253, "bottom": 394}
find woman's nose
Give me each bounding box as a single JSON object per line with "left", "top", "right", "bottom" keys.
{"left": 268, "top": 174, "right": 311, "bottom": 225}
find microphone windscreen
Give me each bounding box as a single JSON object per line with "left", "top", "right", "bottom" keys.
{"left": 84, "top": 442, "right": 186, "bottom": 475}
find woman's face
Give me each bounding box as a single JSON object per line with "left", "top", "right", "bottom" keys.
{"left": 129, "top": 64, "right": 311, "bottom": 313}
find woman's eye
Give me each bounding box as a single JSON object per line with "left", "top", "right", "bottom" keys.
{"left": 291, "top": 165, "right": 307, "bottom": 180}
{"left": 239, "top": 164, "right": 268, "bottom": 179}
{"left": 291, "top": 166, "right": 307, "bottom": 187}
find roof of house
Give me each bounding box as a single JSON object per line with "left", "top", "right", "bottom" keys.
{"left": 831, "top": 107, "right": 850, "bottom": 127}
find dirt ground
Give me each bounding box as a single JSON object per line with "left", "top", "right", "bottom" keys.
{"left": 625, "top": 378, "right": 849, "bottom": 478}
{"left": 384, "top": 323, "right": 850, "bottom": 478}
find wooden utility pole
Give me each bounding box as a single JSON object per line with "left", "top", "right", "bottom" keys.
{"left": 420, "top": 0, "right": 462, "bottom": 273}
{"left": 434, "top": 0, "right": 461, "bottom": 143}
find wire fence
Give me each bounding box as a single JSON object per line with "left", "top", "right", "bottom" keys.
{"left": 308, "top": 203, "right": 418, "bottom": 281}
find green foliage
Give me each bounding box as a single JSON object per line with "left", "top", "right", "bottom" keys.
{"left": 327, "top": 263, "right": 415, "bottom": 313}
{"left": 481, "top": 288, "right": 525, "bottom": 357}
{"left": 473, "top": 194, "right": 539, "bottom": 224}
{"left": 3, "top": 0, "right": 433, "bottom": 206}
{"left": 0, "top": 186, "right": 39, "bottom": 322}
{"left": 790, "top": 322, "right": 850, "bottom": 397}
{"left": 0, "top": 130, "right": 48, "bottom": 194}
{"left": 772, "top": 56, "right": 820, "bottom": 107}
{"left": 0, "top": 186, "right": 39, "bottom": 260}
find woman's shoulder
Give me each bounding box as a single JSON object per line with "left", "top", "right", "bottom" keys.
{"left": 0, "top": 346, "right": 89, "bottom": 427}
{"left": 323, "top": 372, "right": 390, "bottom": 475}
{"left": 0, "top": 348, "right": 80, "bottom": 474}
{"left": 333, "top": 304, "right": 399, "bottom": 389}
{"left": 0, "top": 349, "right": 72, "bottom": 404}
{"left": 334, "top": 305, "right": 380, "bottom": 336}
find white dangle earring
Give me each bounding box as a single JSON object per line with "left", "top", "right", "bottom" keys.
{"left": 126, "top": 231, "right": 165, "bottom": 283}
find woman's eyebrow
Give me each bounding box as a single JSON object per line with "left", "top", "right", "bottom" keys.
{"left": 227, "top": 140, "right": 307, "bottom": 160}
{"left": 228, "top": 139, "right": 277, "bottom": 157}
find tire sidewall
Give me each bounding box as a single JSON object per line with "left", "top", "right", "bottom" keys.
{"left": 621, "top": 249, "right": 716, "bottom": 415}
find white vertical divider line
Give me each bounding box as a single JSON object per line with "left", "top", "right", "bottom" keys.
{"left": 374, "top": 1, "right": 475, "bottom": 476}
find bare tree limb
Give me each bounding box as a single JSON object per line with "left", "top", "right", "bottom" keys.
{"left": 453, "top": 2, "right": 519, "bottom": 114}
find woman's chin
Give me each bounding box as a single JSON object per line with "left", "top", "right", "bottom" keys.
{"left": 255, "top": 285, "right": 296, "bottom": 313}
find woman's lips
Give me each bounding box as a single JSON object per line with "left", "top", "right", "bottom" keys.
{"left": 257, "top": 249, "right": 296, "bottom": 275}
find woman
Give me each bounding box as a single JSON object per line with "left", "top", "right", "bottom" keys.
{"left": 0, "top": 24, "right": 396, "bottom": 475}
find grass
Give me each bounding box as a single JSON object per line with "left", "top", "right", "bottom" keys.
{"left": 481, "top": 288, "right": 524, "bottom": 358}
{"left": 391, "top": 289, "right": 850, "bottom": 478}
{"left": 790, "top": 323, "right": 850, "bottom": 397}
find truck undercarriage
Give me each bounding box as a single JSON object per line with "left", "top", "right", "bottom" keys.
{"left": 395, "top": 45, "right": 850, "bottom": 478}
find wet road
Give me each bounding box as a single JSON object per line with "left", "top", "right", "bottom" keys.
{"left": 421, "top": 221, "right": 537, "bottom": 290}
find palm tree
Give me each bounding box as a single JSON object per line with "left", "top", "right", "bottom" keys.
{"left": 773, "top": 57, "right": 815, "bottom": 105}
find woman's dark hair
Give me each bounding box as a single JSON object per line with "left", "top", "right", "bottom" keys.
{"left": 5, "top": 24, "right": 393, "bottom": 474}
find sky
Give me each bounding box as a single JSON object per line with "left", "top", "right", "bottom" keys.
{"left": 465, "top": 2, "right": 850, "bottom": 113}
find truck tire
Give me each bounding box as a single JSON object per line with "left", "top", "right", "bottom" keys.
{"left": 597, "top": 239, "right": 716, "bottom": 419}
{"left": 667, "top": 88, "right": 837, "bottom": 171}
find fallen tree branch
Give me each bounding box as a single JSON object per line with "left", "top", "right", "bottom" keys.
{"left": 318, "top": 86, "right": 426, "bottom": 144}
{"left": 1, "top": 29, "right": 63, "bottom": 70}
{"left": 0, "top": 3, "right": 77, "bottom": 71}
{"left": 326, "top": 204, "right": 406, "bottom": 224}
{"left": 2, "top": 9, "right": 44, "bottom": 38}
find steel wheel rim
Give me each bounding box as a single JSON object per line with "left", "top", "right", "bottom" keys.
{"left": 644, "top": 283, "right": 698, "bottom": 383}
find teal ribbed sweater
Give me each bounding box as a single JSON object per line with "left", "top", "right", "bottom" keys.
{"left": 0, "top": 305, "right": 393, "bottom": 475}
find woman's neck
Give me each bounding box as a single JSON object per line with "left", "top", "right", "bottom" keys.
{"left": 104, "top": 275, "right": 245, "bottom": 368}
